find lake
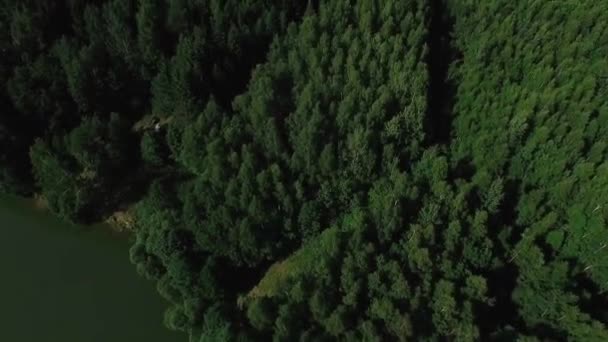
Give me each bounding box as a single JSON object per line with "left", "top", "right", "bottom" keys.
{"left": 0, "top": 196, "right": 184, "bottom": 342}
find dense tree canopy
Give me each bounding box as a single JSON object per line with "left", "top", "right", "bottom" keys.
{"left": 448, "top": 1, "right": 608, "bottom": 339}
{"left": 1, "top": 0, "right": 607, "bottom": 340}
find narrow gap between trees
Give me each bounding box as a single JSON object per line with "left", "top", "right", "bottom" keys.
{"left": 425, "top": 0, "right": 458, "bottom": 146}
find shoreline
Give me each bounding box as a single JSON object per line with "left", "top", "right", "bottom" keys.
{"left": 32, "top": 193, "right": 49, "bottom": 210}
{"left": 105, "top": 210, "right": 137, "bottom": 233}
{"left": 25, "top": 193, "right": 136, "bottom": 234}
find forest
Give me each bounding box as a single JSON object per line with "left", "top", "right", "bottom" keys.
{"left": 1, "top": 0, "right": 607, "bottom": 341}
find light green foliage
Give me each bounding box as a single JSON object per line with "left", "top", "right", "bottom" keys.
{"left": 450, "top": 0, "right": 608, "bottom": 337}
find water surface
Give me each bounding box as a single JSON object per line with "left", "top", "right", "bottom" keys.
{"left": 0, "top": 196, "right": 183, "bottom": 342}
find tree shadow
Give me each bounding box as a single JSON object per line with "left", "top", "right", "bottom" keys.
{"left": 425, "top": 0, "right": 460, "bottom": 146}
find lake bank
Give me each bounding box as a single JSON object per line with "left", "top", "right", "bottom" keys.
{"left": 28, "top": 193, "right": 137, "bottom": 233}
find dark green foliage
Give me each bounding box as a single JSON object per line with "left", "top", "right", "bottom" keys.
{"left": 29, "top": 114, "right": 135, "bottom": 221}
{"left": 140, "top": 130, "right": 169, "bottom": 166}
{"left": 2, "top": 0, "right": 607, "bottom": 340}
{"left": 0, "top": 109, "right": 34, "bottom": 194}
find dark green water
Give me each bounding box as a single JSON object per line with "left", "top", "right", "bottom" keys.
{"left": 0, "top": 196, "right": 183, "bottom": 342}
